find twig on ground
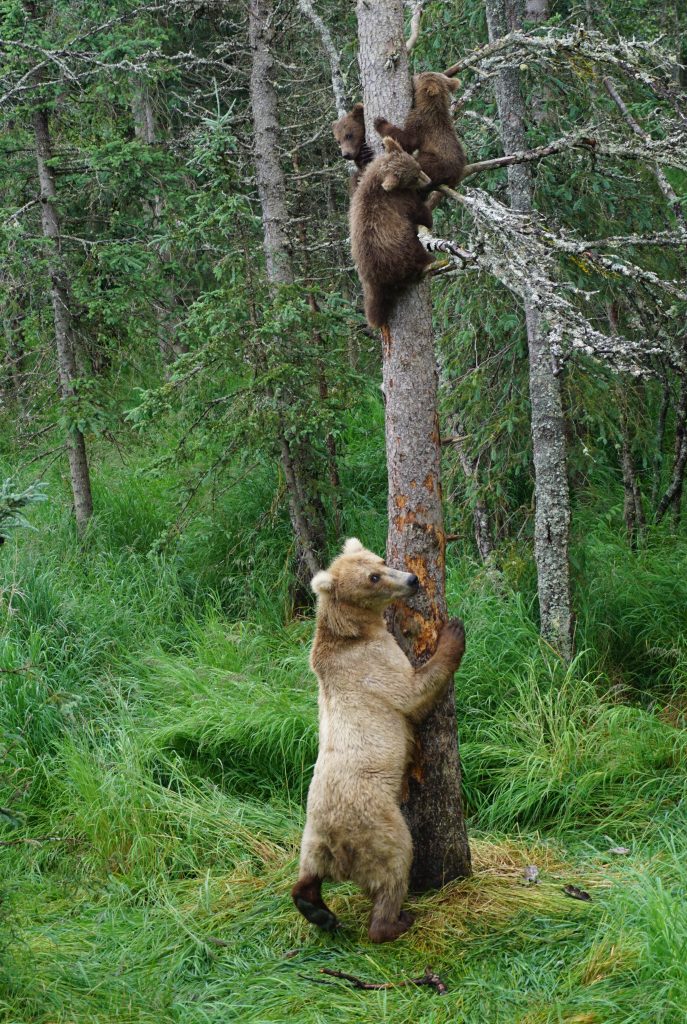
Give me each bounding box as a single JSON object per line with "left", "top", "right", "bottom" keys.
{"left": 301, "top": 966, "right": 449, "bottom": 995}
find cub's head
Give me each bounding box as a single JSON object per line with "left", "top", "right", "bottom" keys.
{"left": 332, "top": 103, "right": 366, "bottom": 160}
{"left": 379, "top": 137, "right": 425, "bottom": 191}
{"left": 312, "top": 537, "right": 419, "bottom": 610}
{"left": 413, "top": 71, "right": 460, "bottom": 104}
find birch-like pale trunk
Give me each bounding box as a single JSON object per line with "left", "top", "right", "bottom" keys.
{"left": 248, "top": 0, "right": 325, "bottom": 587}
{"left": 485, "top": 0, "right": 574, "bottom": 660}
{"left": 356, "top": 0, "right": 471, "bottom": 890}
{"left": 33, "top": 106, "right": 93, "bottom": 534}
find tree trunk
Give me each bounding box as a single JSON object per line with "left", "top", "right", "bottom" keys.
{"left": 356, "top": 0, "right": 471, "bottom": 890}
{"left": 651, "top": 382, "right": 671, "bottom": 507}
{"left": 485, "top": 0, "right": 574, "bottom": 660}
{"left": 33, "top": 106, "right": 93, "bottom": 534}
{"left": 131, "top": 85, "right": 185, "bottom": 374}
{"left": 656, "top": 379, "right": 687, "bottom": 525}
{"left": 248, "top": 0, "right": 327, "bottom": 590}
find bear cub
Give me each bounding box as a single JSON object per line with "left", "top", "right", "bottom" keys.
{"left": 375, "top": 72, "right": 466, "bottom": 189}
{"left": 331, "top": 102, "right": 373, "bottom": 187}
{"left": 349, "top": 137, "right": 433, "bottom": 329}
{"left": 292, "top": 538, "right": 466, "bottom": 943}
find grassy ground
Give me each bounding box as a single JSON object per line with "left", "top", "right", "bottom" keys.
{"left": 1, "top": 458, "right": 686, "bottom": 1023}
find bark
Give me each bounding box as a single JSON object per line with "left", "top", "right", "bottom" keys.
{"left": 356, "top": 0, "right": 471, "bottom": 890}
{"left": 651, "top": 382, "right": 671, "bottom": 507}
{"left": 449, "top": 422, "right": 494, "bottom": 563}
{"left": 485, "top": 0, "right": 573, "bottom": 660}
{"left": 248, "top": 0, "right": 327, "bottom": 589}
{"left": 525, "top": 0, "right": 549, "bottom": 22}
{"left": 33, "top": 106, "right": 93, "bottom": 533}
{"left": 656, "top": 379, "right": 687, "bottom": 525}
{"left": 131, "top": 85, "right": 185, "bottom": 373}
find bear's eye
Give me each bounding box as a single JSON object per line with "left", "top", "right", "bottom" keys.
{"left": 369, "top": 573, "right": 380, "bottom": 584}
{"left": 345, "top": 133, "right": 352, "bottom": 140}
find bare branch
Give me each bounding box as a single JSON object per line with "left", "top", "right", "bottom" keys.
{"left": 405, "top": 1, "right": 429, "bottom": 53}
{"left": 296, "top": 0, "right": 348, "bottom": 116}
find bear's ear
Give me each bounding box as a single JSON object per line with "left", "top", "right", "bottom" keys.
{"left": 311, "top": 570, "right": 334, "bottom": 594}
{"left": 383, "top": 137, "right": 402, "bottom": 154}
{"left": 381, "top": 172, "right": 400, "bottom": 191}
{"left": 342, "top": 537, "right": 364, "bottom": 554}
{"left": 352, "top": 102, "right": 365, "bottom": 118}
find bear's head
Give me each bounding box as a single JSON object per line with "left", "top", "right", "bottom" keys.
{"left": 312, "top": 537, "right": 419, "bottom": 613}
{"left": 413, "top": 71, "right": 460, "bottom": 105}
{"left": 332, "top": 103, "right": 366, "bottom": 161}
{"left": 379, "top": 137, "right": 426, "bottom": 191}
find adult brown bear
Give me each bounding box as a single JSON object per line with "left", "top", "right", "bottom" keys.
{"left": 292, "top": 538, "right": 465, "bottom": 943}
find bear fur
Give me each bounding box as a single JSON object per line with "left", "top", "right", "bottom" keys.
{"left": 291, "top": 538, "right": 466, "bottom": 944}
{"left": 374, "top": 72, "right": 466, "bottom": 189}
{"left": 331, "top": 103, "right": 373, "bottom": 188}
{"left": 349, "top": 137, "right": 434, "bottom": 330}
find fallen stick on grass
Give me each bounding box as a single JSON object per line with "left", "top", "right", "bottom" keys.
{"left": 301, "top": 966, "right": 448, "bottom": 995}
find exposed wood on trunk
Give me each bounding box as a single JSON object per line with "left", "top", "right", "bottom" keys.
{"left": 356, "top": 0, "right": 471, "bottom": 891}
{"left": 32, "top": 106, "right": 93, "bottom": 534}
{"left": 485, "top": 0, "right": 573, "bottom": 661}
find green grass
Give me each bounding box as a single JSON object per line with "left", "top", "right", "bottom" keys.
{"left": 1, "top": 455, "right": 687, "bottom": 1023}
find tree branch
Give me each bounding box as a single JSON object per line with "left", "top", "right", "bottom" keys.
{"left": 296, "top": 0, "right": 348, "bottom": 116}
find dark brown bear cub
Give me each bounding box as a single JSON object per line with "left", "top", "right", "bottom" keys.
{"left": 332, "top": 103, "right": 373, "bottom": 186}
{"left": 349, "top": 137, "right": 433, "bottom": 329}
{"left": 374, "top": 72, "right": 465, "bottom": 189}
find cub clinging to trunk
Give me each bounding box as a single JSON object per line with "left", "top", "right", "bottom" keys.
{"left": 349, "top": 136, "right": 433, "bottom": 329}
{"left": 374, "top": 71, "right": 466, "bottom": 189}
{"left": 292, "top": 538, "right": 466, "bottom": 943}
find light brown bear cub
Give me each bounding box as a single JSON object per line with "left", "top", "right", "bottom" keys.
{"left": 374, "top": 72, "right": 466, "bottom": 189}
{"left": 349, "top": 137, "right": 433, "bottom": 329}
{"left": 292, "top": 538, "right": 465, "bottom": 943}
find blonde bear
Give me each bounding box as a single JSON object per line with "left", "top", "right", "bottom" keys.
{"left": 292, "top": 538, "right": 465, "bottom": 943}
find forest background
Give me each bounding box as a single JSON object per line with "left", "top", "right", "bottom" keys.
{"left": 1, "top": 0, "right": 686, "bottom": 1021}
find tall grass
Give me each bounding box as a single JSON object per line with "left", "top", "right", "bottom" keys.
{"left": 1, "top": 451, "right": 686, "bottom": 1023}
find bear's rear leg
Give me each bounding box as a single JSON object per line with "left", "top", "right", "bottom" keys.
{"left": 368, "top": 888, "right": 414, "bottom": 943}
{"left": 292, "top": 875, "right": 339, "bottom": 933}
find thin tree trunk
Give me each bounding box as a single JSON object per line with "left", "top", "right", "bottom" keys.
{"left": 131, "top": 85, "right": 185, "bottom": 374}
{"left": 33, "top": 106, "right": 93, "bottom": 533}
{"left": 485, "top": 0, "right": 573, "bottom": 660}
{"left": 449, "top": 422, "right": 495, "bottom": 562}
{"left": 656, "top": 379, "right": 687, "bottom": 525}
{"left": 651, "top": 382, "right": 671, "bottom": 507}
{"left": 356, "top": 0, "right": 471, "bottom": 890}
{"left": 248, "top": 0, "right": 327, "bottom": 587}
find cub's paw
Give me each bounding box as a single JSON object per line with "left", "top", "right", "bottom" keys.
{"left": 373, "top": 116, "right": 390, "bottom": 134}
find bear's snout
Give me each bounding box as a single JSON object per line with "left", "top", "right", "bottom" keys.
{"left": 407, "top": 574, "right": 419, "bottom": 590}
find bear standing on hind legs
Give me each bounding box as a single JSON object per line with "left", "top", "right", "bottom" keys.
{"left": 292, "top": 538, "right": 466, "bottom": 943}
{"left": 349, "top": 137, "right": 434, "bottom": 329}
{"left": 374, "top": 72, "right": 466, "bottom": 190}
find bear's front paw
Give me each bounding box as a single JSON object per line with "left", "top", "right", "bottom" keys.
{"left": 374, "top": 116, "right": 390, "bottom": 134}
{"left": 440, "top": 618, "right": 465, "bottom": 668}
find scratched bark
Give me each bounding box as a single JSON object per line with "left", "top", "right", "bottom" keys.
{"left": 356, "top": 0, "right": 471, "bottom": 890}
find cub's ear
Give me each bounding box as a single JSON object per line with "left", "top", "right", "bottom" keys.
{"left": 445, "top": 76, "right": 461, "bottom": 92}
{"left": 352, "top": 102, "right": 365, "bottom": 117}
{"left": 383, "top": 137, "right": 402, "bottom": 154}
{"left": 342, "top": 537, "right": 364, "bottom": 554}
{"left": 381, "top": 172, "right": 400, "bottom": 191}
{"left": 311, "top": 570, "right": 334, "bottom": 594}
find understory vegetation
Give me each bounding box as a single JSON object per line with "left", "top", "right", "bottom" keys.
{"left": 1, "top": 431, "right": 686, "bottom": 1024}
